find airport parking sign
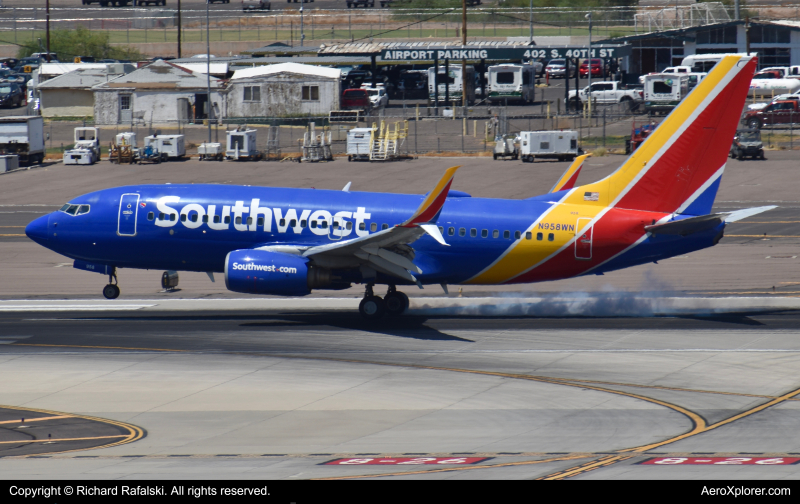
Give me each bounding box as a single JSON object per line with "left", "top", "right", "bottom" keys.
{"left": 380, "top": 46, "right": 629, "bottom": 61}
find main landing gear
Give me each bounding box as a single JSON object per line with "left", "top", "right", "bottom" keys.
{"left": 358, "top": 284, "right": 409, "bottom": 319}
{"left": 102, "top": 269, "right": 120, "bottom": 300}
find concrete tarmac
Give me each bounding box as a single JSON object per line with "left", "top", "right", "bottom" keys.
{"left": 1, "top": 152, "right": 800, "bottom": 479}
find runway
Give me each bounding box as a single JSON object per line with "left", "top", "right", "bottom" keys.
{"left": 2, "top": 300, "right": 800, "bottom": 479}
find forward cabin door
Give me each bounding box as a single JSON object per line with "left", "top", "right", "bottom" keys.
{"left": 575, "top": 217, "right": 593, "bottom": 260}
{"left": 118, "top": 193, "right": 140, "bottom": 237}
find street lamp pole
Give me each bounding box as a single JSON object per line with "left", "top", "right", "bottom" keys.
{"left": 586, "top": 12, "right": 592, "bottom": 118}
{"left": 207, "top": 0, "right": 211, "bottom": 143}
{"left": 300, "top": 6, "right": 305, "bottom": 47}
{"left": 45, "top": 0, "right": 50, "bottom": 62}
{"left": 177, "top": 0, "right": 182, "bottom": 59}
{"left": 462, "top": 0, "right": 467, "bottom": 109}
{"left": 529, "top": 0, "right": 533, "bottom": 44}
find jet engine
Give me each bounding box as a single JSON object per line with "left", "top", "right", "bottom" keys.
{"left": 224, "top": 249, "right": 335, "bottom": 296}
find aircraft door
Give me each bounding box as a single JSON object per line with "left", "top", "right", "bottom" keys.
{"left": 118, "top": 193, "right": 140, "bottom": 236}
{"left": 575, "top": 217, "right": 593, "bottom": 260}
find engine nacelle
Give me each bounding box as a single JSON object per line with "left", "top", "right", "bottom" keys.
{"left": 224, "top": 249, "right": 312, "bottom": 296}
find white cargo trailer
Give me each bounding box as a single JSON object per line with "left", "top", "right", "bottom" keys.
{"left": 346, "top": 128, "right": 373, "bottom": 161}
{"left": 0, "top": 116, "right": 45, "bottom": 165}
{"left": 487, "top": 64, "right": 537, "bottom": 103}
{"left": 519, "top": 130, "right": 579, "bottom": 162}
{"left": 144, "top": 134, "right": 185, "bottom": 160}
{"left": 226, "top": 128, "right": 261, "bottom": 161}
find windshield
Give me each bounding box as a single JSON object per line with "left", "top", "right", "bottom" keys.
{"left": 548, "top": 59, "right": 565, "bottom": 66}
{"left": 0, "top": 86, "right": 12, "bottom": 93}
{"left": 738, "top": 131, "right": 760, "bottom": 142}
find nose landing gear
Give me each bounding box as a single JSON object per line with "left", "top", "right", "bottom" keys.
{"left": 102, "top": 269, "right": 120, "bottom": 299}
{"left": 358, "top": 284, "right": 409, "bottom": 319}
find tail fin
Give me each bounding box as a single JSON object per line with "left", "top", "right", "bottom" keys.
{"left": 568, "top": 55, "right": 757, "bottom": 215}
{"left": 550, "top": 154, "right": 590, "bottom": 193}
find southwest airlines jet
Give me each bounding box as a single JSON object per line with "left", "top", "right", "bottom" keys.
{"left": 26, "top": 55, "right": 773, "bottom": 318}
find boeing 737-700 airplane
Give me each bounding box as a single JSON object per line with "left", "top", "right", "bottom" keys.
{"left": 26, "top": 54, "right": 774, "bottom": 318}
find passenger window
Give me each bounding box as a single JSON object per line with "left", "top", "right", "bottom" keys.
{"left": 448, "top": 227, "right": 455, "bottom": 236}
{"left": 148, "top": 212, "right": 155, "bottom": 221}
{"left": 190, "top": 214, "right": 198, "bottom": 222}
{"left": 311, "top": 221, "right": 317, "bottom": 228}
{"left": 246, "top": 217, "right": 252, "bottom": 225}
{"left": 202, "top": 215, "right": 208, "bottom": 223}
{"left": 537, "top": 232, "right": 543, "bottom": 240}
{"left": 290, "top": 219, "right": 297, "bottom": 227}
{"left": 346, "top": 221, "right": 352, "bottom": 230}
{"left": 526, "top": 231, "right": 532, "bottom": 240}
{"left": 492, "top": 230, "right": 499, "bottom": 238}
{"left": 504, "top": 230, "right": 511, "bottom": 239}
{"left": 158, "top": 212, "right": 165, "bottom": 220}
{"left": 321, "top": 221, "right": 328, "bottom": 229}
{"left": 181, "top": 214, "right": 187, "bottom": 222}
{"left": 514, "top": 231, "right": 520, "bottom": 239}
{"left": 548, "top": 233, "right": 554, "bottom": 241}
{"left": 370, "top": 223, "right": 377, "bottom": 232}
{"left": 481, "top": 229, "right": 488, "bottom": 238}
{"left": 257, "top": 217, "right": 264, "bottom": 226}
{"left": 359, "top": 222, "right": 366, "bottom": 231}
{"left": 235, "top": 216, "right": 242, "bottom": 225}
{"left": 438, "top": 226, "right": 444, "bottom": 234}
{"left": 224, "top": 216, "right": 230, "bottom": 224}
{"left": 470, "top": 228, "right": 477, "bottom": 237}
{"left": 301, "top": 220, "right": 307, "bottom": 228}
{"left": 459, "top": 228, "right": 466, "bottom": 237}
{"left": 214, "top": 215, "right": 221, "bottom": 224}
{"left": 382, "top": 224, "right": 388, "bottom": 230}
{"left": 279, "top": 218, "right": 286, "bottom": 226}
{"left": 77, "top": 205, "right": 90, "bottom": 215}
{"left": 171, "top": 214, "right": 176, "bottom": 221}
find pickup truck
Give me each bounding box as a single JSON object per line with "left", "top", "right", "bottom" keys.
{"left": 567, "top": 81, "right": 642, "bottom": 108}
{"left": 742, "top": 100, "right": 800, "bottom": 129}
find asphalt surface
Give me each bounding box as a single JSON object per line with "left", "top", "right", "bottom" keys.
{"left": 1, "top": 149, "right": 800, "bottom": 479}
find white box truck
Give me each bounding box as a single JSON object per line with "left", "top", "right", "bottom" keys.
{"left": 519, "top": 130, "right": 579, "bottom": 162}
{"left": 0, "top": 116, "right": 45, "bottom": 165}
{"left": 346, "top": 127, "right": 373, "bottom": 161}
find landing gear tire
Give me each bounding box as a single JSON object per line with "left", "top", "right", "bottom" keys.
{"left": 359, "top": 296, "right": 385, "bottom": 319}
{"left": 103, "top": 284, "right": 120, "bottom": 299}
{"left": 384, "top": 291, "right": 409, "bottom": 316}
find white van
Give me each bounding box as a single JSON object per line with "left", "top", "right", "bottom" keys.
{"left": 681, "top": 53, "right": 749, "bottom": 74}
{"left": 487, "top": 64, "right": 537, "bottom": 103}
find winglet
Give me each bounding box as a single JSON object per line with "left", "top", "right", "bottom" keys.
{"left": 401, "top": 166, "right": 460, "bottom": 227}
{"left": 550, "top": 154, "right": 589, "bottom": 193}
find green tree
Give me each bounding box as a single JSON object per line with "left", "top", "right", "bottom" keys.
{"left": 17, "top": 26, "right": 144, "bottom": 61}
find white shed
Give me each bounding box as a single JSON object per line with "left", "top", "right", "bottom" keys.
{"left": 225, "top": 62, "right": 341, "bottom": 118}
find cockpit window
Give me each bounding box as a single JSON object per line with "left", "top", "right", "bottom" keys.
{"left": 60, "top": 203, "right": 90, "bottom": 216}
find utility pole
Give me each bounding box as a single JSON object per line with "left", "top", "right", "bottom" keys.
{"left": 45, "top": 0, "right": 51, "bottom": 61}
{"left": 529, "top": 0, "right": 533, "bottom": 44}
{"left": 207, "top": 0, "right": 211, "bottom": 143}
{"left": 177, "top": 0, "right": 182, "bottom": 58}
{"left": 586, "top": 12, "right": 592, "bottom": 119}
{"left": 300, "top": 6, "right": 305, "bottom": 47}
{"left": 461, "top": 0, "right": 467, "bottom": 110}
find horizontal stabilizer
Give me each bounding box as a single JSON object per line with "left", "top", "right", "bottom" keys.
{"left": 645, "top": 214, "right": 722, "bottom": 236}
{"left": 550, "top": 154, "right": 589, "bottom": 193}
{"left": 722, "top": 205, "right": 777, "bottom": 223}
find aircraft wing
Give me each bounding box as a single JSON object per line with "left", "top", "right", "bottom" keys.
{"left": 300, "top": 166, "right": 461, "bottom": 285}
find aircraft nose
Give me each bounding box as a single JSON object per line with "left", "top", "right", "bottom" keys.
{"left": 25, "top": 214, "right": 49, "bottom": 244}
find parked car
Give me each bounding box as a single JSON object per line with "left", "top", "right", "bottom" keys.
{"left": 747, "top": 93, "right": 800, "bottom": 111}
{"left": 347, "top": 0, "right": 374, "bottom": 6}
{"left": 30, "top": 52, "right": 58, "bottom": 62}
{"left": 0, "top": 83, "right": 24, "bottom": 108}
{"left": 567, "top": 81, "right": 642, "bottom": 109}
{"left": 545, "top": 59, "right": 575, "bottom": 78}
{"left": 362, "top": 85, "right": 389, "bottom": 109}
{"left": 742, "top": 100, "right": 800, "bottom": 129}
{"left": 579, "top": 58, "right": 605, "bottom": 78}
{"left": 341, "top": 88, "right": 371, "bottom": 112}
{"left": 242, "top": 0, "right": 270, "bottom": 10}
{"left": 13, "top": 56, "right": 44, "bottom": 73}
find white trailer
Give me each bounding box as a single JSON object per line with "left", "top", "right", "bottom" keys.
{"left": 346, "top": 128, "right": 373, "bottom": 161}
{"left": 487, "top": 64, "right": 536, "bottom": 103}
{"left": 0, "top": 116, "right": 45, "bottom": 165}
{"left": 427, "top": 65, "right": 476, "bottom": 105}
{"left": 519, "top": 130, "right": 579, "bottom": 162}
{"left": 144, "top": 134, "right": 185, "bottom": 160}
{"left": 226, "top": 128, "right": 261, "bottom": 161}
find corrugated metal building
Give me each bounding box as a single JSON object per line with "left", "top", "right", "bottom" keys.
{"left": 224, "top": 62, "right": 342, "bottom": 119}
{"left": 37, "top": 65, "right": 134, "bottom": 118}
{"left": 92, "top": 60, "right": 225, "bottom": 125}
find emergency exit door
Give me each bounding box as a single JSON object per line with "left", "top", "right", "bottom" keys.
{"left": 575, "top": 218, "right": 593, "bottom": 260}
{"left": 118, "top": 193, "right": 140, "bottom": 236}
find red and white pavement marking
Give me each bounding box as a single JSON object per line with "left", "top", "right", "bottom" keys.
{"left": 642, "top": 457, "right": 800, "bottom": 465}
{"left": 323, "top": 457, "right": 491, "bottom": 466}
